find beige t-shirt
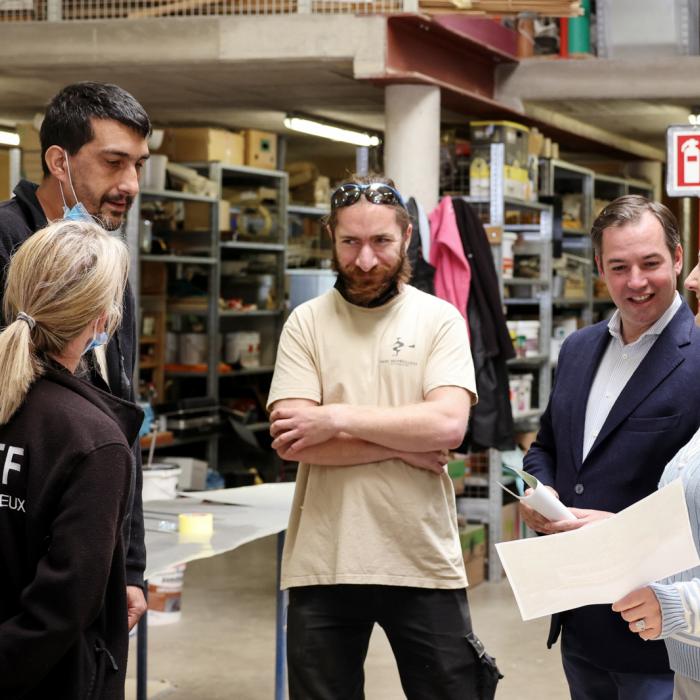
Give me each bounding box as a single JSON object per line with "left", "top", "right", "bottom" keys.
{"left": 268, "top": 285, "right": 477, "bottom": 590}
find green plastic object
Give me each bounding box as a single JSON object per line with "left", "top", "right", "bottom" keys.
{"left": 568, "top": 0, "right": 590, "bottom": 55}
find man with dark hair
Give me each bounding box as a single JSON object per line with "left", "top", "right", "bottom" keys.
{"left": 521, "top": 195, "right": 700, "bottom": 699}
{"left": 0, "top": 81, "right": 151, "bottom": 630}
{"left": 268, "top": 175, "right": 486, "bottom": 699}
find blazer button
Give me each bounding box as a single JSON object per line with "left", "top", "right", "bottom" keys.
{"left": 574, "top": 483, "right": 584, "bottom": 495}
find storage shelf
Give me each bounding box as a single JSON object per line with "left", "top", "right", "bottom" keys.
{"left": 165, "top": 365, "right": 275, "bottom": 378}
{"left": 220, "top": 309, "right": 284, "bottom": 318}
{"left": 504, "top": 297, "right": 540, "bottom": 305}
{"left": 140, "top": 189, "right": 218, "bottom": 203}
{"left": 503, "top": 277, "right": 549, "bottom": 286}
{"left": 507, "top": 354, "right": 549, "bottom": 367}
{"left": 465, "top": 195, "right": 551, "bottom": 211}
{"left": 166, "top": 307, "right": 284, "bottom": 317}
{"left": 562, "top": 227, "right": 589, "bottom": 236}
{"left": 186, "top": 161, "right": 288, "bottom": 180}
{"left": 141, "top": 254, "right": 217, "bottom": 265}
{"left": 503, "top": 224, "right": 542, "bottom": 232}
{"left": 553, "top": 297, "right": 589, "bottom": 307}
{"left": 221, "top": 241, "right": 285, "bottom": 252}
{"left": 140, "top": 432, "right": 219, "bottom": 451}
{"left": 288, "top": 204, "right": 330, "bottom": 216}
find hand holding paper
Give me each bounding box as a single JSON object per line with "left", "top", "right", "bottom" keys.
{"left": 499, "top": 466, "right": 576, "bottom": 522}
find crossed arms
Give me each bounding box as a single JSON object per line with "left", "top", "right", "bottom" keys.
{"left": 269, "top": 386, "right": 471, "bottom": 475}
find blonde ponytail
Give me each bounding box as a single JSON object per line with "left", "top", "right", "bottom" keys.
{"left": 0, "top": 319, "right": 41, "bottom": 424}
{"left": 0, "top": 219, "right": 129, "bottom": 425}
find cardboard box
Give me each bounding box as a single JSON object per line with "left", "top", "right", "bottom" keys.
{"left": 165, "top": 457, "right": 208, "bottom": 491}
{"left": 464, "top": 552, "right": 486, "bottom": 588}
{"left": 184, "top": 199, "right": 231, "bottom": 233}
{"left": 291, "top": 176, "right": 331, "bottom": 206}
{"left": 157, "top": 128, "right": 244, "bottom": 165}
{"left": 460, "top": 523, "right": 487, "bottom": 559}
{"left": 500, "top": 501, "right": 521, "bottom": 542}
{"left": 243, "top": 129, "right": 277, "bottom": 170}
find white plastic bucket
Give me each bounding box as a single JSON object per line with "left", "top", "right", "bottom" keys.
{"left": 178, "top": 333, "right": 207, "bottom": 364}
{"left": 517, "top": 320, "right": 540, "bottom": 357}
{"left": 148, "top": 564, "right": 186, "bottom": 626}
{"left": 225, "top": 332, "right": 260, "bottom": 367}
{"left": 502, "top": 232, "right": 518, "bottom": 279}
{"left": 142, "top": 464, "right": 182, "bottom": 502}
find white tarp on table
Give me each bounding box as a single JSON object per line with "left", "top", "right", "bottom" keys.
{"left": 144, "top": 483, "right": 295, "bottom": 578}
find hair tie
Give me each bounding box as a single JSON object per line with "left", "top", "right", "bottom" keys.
{"left": 16, "top": 311, "right": 36, "bottom": 331}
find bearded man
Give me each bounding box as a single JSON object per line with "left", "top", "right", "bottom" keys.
{"left": 268, "top": 175, "right": 483, "bottom": 699}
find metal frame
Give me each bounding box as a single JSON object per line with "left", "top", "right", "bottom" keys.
{"left": 131, "top": 189, "right": 221, "bottom": 468}
{"left": 541, "top": 158, "right": 595, "bottom": 327}
{"left": 466, "top": 143, "right": 554, "bottom": 581}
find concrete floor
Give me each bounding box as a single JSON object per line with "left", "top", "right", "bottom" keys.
{"left": 126, "top": 535, "right": 570, "bottom": 699}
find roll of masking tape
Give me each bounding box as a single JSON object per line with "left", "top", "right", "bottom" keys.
{"left": 178, "top": 512, "right": 214, "bottom": 543}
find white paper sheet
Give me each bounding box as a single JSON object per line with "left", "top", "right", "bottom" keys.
{"left": 496, "top": 479, "right": 700, "bottom": 620}
{"left": 499, "top": 466, "right": 576, "bottom": 522}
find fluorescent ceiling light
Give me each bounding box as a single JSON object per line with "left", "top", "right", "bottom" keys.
{"left": 284, "top": 116, "right": 380, "bottom": 148}
{"left": 0, "top": 130, "right": 20, "bottom": 147}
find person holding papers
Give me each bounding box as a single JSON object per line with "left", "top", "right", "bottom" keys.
{"left": 520, "top": 196, "right": 700, "bottom": 700}
{"left": 610, "top": 255, "right": 700, "bottom": 700}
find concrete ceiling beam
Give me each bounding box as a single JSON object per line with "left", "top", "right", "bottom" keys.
{"left": 496, "top": 56, "right": 700, "bottom": 102}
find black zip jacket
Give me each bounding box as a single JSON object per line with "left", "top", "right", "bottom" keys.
{"left": 0, "top": 180, "right": 146, "bottom": 590}
{"left": 0, "top": 365, "right": 143, "bottom": 699}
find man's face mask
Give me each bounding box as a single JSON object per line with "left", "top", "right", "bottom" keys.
{"left": 59, "top": 150, "right": 95, "bottom": 223}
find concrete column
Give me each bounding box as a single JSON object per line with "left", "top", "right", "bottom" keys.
{"left": 384, "top": 84, "right": 440, "bottom": 211}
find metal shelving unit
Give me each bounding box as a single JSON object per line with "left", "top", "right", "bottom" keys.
{"left": 540, "top": 159, "right": 595, "bottom": 332}
{"left": 126, "top": 188, "right": 221, "bottom": 468}
{"left": 463, "top": 142, "right": 554, "bottom": 581}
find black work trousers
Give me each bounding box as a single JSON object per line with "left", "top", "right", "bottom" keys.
{"left": 287, "top": 584, "right": 479, "bottom": 700}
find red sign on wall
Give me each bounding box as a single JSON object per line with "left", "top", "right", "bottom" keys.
{"left": 667, "top": 126, "right": 700, "bottom": 196}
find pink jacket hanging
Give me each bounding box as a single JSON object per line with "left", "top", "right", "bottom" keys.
{"left": 429, "top": 196, "right": 471, "bottom": 322}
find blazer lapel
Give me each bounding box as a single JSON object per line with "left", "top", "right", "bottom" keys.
{"left": 570, "top": 325, "right": 611, "bottom": 471}
{"left": 586, "top": 304, "right": 694, "bottom": 459}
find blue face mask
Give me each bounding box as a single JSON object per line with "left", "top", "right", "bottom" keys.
{"left": 82, "top": 322, "right": 109, "bottom": 356}
{"left": 60, "top": 151, "right": 95, "bottom": 223}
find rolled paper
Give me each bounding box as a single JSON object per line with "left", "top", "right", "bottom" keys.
{"left": 178, "top": 512, "right": 214, "bottom": 543}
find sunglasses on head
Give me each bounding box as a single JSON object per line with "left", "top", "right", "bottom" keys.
{"left": 330, "top": 182, "right": 407, "bottom": 211}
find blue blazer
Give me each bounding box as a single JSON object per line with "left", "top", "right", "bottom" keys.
{"left": 524, "top": 301, "right": 700, "bottom": 674}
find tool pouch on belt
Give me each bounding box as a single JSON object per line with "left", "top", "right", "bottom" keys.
{"left": 466, "top": 632, "right": 503, "bottom": 700}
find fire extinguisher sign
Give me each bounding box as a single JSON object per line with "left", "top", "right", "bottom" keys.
{"left": 667, "top": 125, "right": 700, "bottom": 196}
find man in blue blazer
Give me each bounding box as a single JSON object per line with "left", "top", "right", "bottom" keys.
{"left": 522, "top": 195, "right": 700, "bottom": 700}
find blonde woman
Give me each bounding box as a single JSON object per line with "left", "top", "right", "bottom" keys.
{"left": 0, "top": 220, "right": 143, "bottom": 700}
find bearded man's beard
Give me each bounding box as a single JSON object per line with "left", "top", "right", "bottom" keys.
{"left": 332, "top": 245, "right": 412, "bottom": 306}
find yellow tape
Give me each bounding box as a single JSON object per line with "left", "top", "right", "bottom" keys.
{"left": 178, "top": 512, "right": 214, "bottom": 543}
